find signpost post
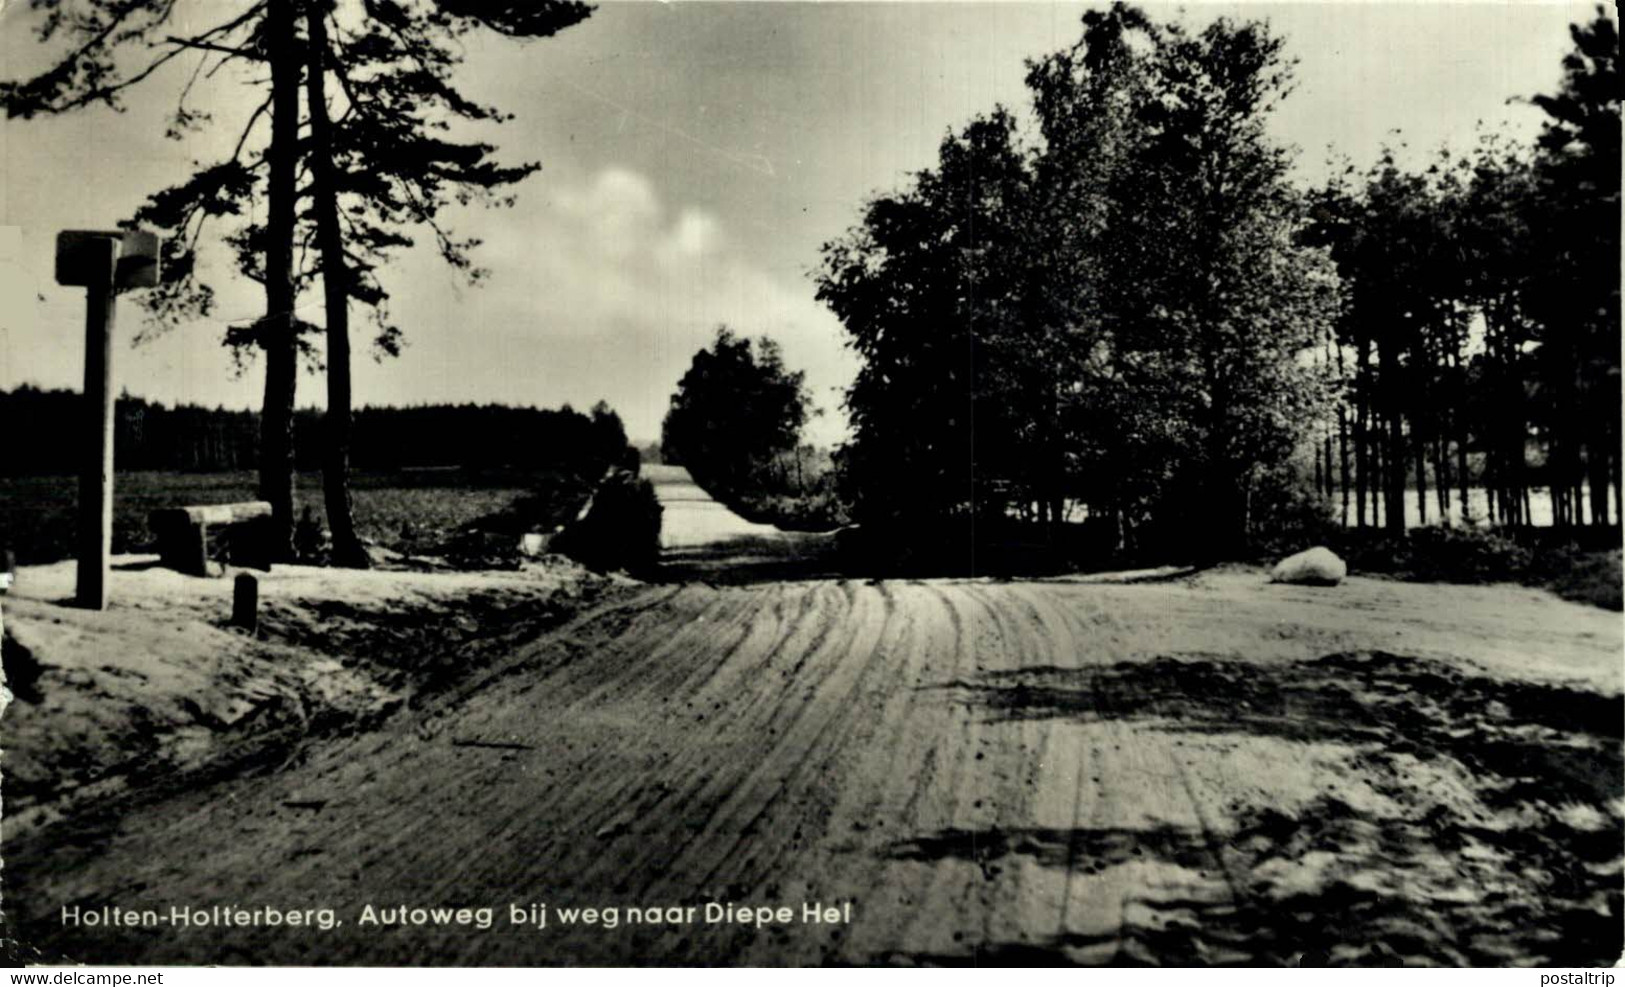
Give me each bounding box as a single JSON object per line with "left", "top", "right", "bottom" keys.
{"left": 55, "top": 230, "right": 160, "bottom": 611}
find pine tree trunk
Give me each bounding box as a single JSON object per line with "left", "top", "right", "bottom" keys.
{"left": 305, "top": 3, "right": 370, "bottom": 569}
{"left": 1314, "top": 436, "right": 1325, "bottom": 499}
{"left": 1551, "top": 466, "right": 1565, "bottom": 528}
{"left": 1414, "top": 414, "right": 1428, "bottom": 527}
{"left": 1568, "top": 346, "right": 1587, "bottom": 527}
{"left": 1387, "top": 410, "right": 1407, "bottom": 534}
{"left": 1335, "top": 342, "right": 1351, "bottom": 527}
{"left": 1317, "top": 337, "right": 1331, "bottom": 503}
{"left": 1338, "top": 405, "right": 1351, "bottom": 526}
{"left": 1412, "top": 332, "right": 1429, "bottom": 528}
{"left": 1434, "top": 431, "right": 1449, "bottom": 523}
{"left": 1354, "top": 338, "right": 1370, "bottom": 528}
{"left": 1371, "top": 421, "right": 1383, "bottom": 530}
{"left": 1505, "top": 310, "right": 1529, "bottom": 527}
{"left": 1455, "top": 418, "right": 1470, "bottom": 525}
{"left": 1449, "top": 343, "right": 1469, "bottom": 523}
{"left": 1605, "top": 442, "right": 1618, "bottom": 533}
{"left": 1377, "top": 333, "right": 1406, "bottom": 532}
{"left": 258, "top": 0, "right": 300, "bottom": 563}
{"left": 1355, "top": 400, "right": 1368, "bottom": 527}
{"left": 1322, "top": 430, "right": 1334, "bottom": 502}
{"left": 1587, "top": 430, "right": 1610, "bottom": 527}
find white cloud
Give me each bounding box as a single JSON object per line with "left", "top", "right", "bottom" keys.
{"left": 372, "top": 165, "right": 857, "bottom": 446}
{"left": 0, "top": 162, "right": 858, "bottom": 449}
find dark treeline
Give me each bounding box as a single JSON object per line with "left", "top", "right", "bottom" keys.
{"left": 1305, "top": 12, "right": 1620, "bottom": 531}
{"left": 0, "top": 385, "right": 631, "bottom": 477}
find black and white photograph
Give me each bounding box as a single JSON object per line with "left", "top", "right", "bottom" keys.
{"left": 0, "top": 0, "right": 1620, "bottom": 968}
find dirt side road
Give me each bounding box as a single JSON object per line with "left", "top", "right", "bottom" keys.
{"left": 647, "top": 464, "right": 791, "bottom": 551}
{"left": 5, "top": 472, "right": 1620, "bottom": 966}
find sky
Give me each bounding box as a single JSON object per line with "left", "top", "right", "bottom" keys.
{"left": 0, "top": 0, "right": 1604, "bottom": 445}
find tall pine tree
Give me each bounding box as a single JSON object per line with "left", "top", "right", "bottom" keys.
{"left": 2, "top": 0, "right": 592, "bottom": 563}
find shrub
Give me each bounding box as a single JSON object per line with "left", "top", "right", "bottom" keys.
{"left": 1328, "top": 525, "right": 1619, "bottom": 610}
{"left": 457, "top": 470, "right": 597, "bottom": 540}
{"left": 1246, "top": 466, "right": 1339, "bottom": 560}
{"left": 443, "top": 529, "right": 524, "bottom": 571}
{"left": 730, "top": 489, "right": 851, "bottom": 532}
{"left": 1400, "top": 525, "right": 1533, "bottom": 583}
{"left": 294, "top": 507, "right": 330, "bottom": 564}
{"left": 833, "top": 512, "right": 981, "bottom": 576}
{"left": 1535, "top": 546, "right": 1622, "bottom": 611}
{"left": 2, "top": 628, "right": 44, "bottom": 704}
{"left": 553, "top": 469, "right": 663, "bottom": 575}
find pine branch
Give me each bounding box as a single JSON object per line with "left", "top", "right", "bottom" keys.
{"left": 163, "top": 36, "right": 263, "bottom": 62}
{"left": 3, "top": 0, "right": 266, "bottom": 117}
{"left": 230, "top": 94, "right": 275, "bottom": 161}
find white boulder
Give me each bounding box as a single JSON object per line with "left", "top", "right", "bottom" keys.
{"left": 1270, "top": 546, "right": 1347, "bottom": 587}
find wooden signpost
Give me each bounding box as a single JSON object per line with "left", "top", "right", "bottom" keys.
{"left": 55, "top": 230, "right": 160, "bottom": 611}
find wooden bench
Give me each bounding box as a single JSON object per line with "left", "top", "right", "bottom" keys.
{"left": 149, "top": 501, "right": 274, "bottom": 576}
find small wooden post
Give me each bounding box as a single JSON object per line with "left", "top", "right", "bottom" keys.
{"left": 76, "top": 237, "right": 119, "bottom": 611}
{"left": 232, "top": 572, "right": 259, "bottom": 633}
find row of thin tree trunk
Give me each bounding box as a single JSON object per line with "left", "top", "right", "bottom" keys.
{"left": 1309, "top": 321, "right": 1618, "bottom": 532}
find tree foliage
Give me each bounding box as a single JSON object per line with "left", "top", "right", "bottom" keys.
{"left": 4, "top": 0, "right": 591, "bottom": 348}
{"left": 2, "top": 0, "right": 593, "bottom": 562}
{"left": 817, "top": 3, "right": 1336, "bottom": 559}
{"left": 1305, "top": 7, "right": 1619, "bottom": 533}
{"left": 661, "top": 326, "right": 813, "bottom": 501}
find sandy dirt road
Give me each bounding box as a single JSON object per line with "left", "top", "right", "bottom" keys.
{"left": 648, "top": 464, "right": 791, "bottom": 551}
{"left": 6, "top": 470, "right": 1621, "bottom": 966}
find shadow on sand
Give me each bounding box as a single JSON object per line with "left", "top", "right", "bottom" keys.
{"left": 936, "top": 651, "right": 1621, "bottom": 808}
{"left": 877, "top": 651, "right": 1623, "bottom": 967}
{"left": 654, "top": 532, "right": 846, "bottom": 584}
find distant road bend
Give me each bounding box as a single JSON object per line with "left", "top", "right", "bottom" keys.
{"left": 10, "top": 465, "right": 1622, "bottom": 965}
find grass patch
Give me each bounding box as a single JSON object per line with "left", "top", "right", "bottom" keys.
{"left": 1326, "top": 526, "right": 1622, "bottom": 611}
{"left": 0, "top": 468, "right": 588, "bottom": 565}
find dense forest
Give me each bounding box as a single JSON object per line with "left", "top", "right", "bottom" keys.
{"left": 0, "top": 385, "right": 632, "bottom": 476}
{"left": 814, "top": 3, "right": 1618, "bottom": 561}
{"left": 1305, "top": 13, "right": 1619, "bottom": 532}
